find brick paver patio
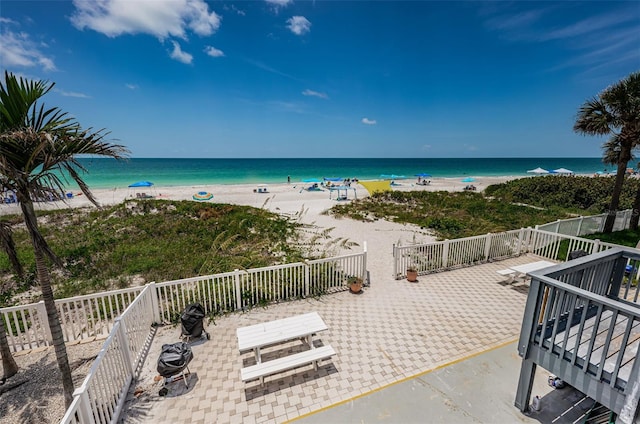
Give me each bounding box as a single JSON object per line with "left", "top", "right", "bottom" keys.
{"left": 120, "top": 256, "right": 546, "bottom": 423}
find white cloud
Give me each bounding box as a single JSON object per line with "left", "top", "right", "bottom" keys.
{"left": 54, "top": 88, "right": 91, "bottom": 98}
{"left": 169, "top": 41, "right": 193, "bottom": 64}
{"left": 302, "top": 89, "right": 328, "bottom": 99}
{"left": 204, "top": 45, "right": 224, "bottom": 57}
{"left": 0, "top": 30, "right": 56, "bottom": 71}
{"left": 125, "top": 83, "right": 139, "bottom": 90}
{"left": 361, "top": 118, "right": 377, "bottom": 125}
{"left": 70, "top": 0, "right": 221, "bottom": 40}
{"left": 287, "top": 16, "right": 311, "bottom": 35}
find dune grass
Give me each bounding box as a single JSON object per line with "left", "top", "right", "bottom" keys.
{"left": 0, "top": 200, "right": 305, "bottom": 305}
{"left": 331, "top": 176, "right": 640, "bottom": 240}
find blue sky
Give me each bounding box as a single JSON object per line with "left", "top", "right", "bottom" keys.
{"left": 1, "top": 1, "right": 639, "bottom": 158}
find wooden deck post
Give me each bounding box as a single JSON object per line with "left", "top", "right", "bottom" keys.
{"left": 514, "top": 358, "right": 537, "bottom": 412}
{"left": 515, "top": 278, "right": 543, "bottom": 412}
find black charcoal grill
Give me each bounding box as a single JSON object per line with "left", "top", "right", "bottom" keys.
{"left": 157, "top": 342, "right": 193, "bottom": 395}
{"left": 180, "top": 303, "right": 210, "bottom": 342}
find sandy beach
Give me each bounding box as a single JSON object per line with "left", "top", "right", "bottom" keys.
{"left": 0, "top": 176, "right": 517, "bottom": 284}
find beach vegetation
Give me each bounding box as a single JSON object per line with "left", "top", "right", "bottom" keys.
{"left": 0, "top": 199, "right": 305, "bottom": 304}
{"left": 330, "top": 190, "right": 571, "bottom": 239}
{"left": 0, "top": 71, "right": 129, "bottom": 405}
{"left": 574, "top": 71, "right": 640, "bottom": 233}
{"left": 331, "top": 176, "right": 640, "bottom": 240}
{"left": 485, "top": 175, "right": 640, "bottom": 213}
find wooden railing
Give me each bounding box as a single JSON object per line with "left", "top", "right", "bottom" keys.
{"left": 393, "top": 216, "right": 627, "bottom": 280}
{"left": 535, "top": 209, "right": 632, "bottom": 236}
{"left": 154, "top": 251, "right": 367, "bottom": 323}
{"left": 61, "top": 284, "right": 157, "bottom": 424}
{"left": 393, "top": 210, "right": 632, "bottom": 279}
{"left": 1, "top": 286, "right": 144, "bottom": 352}
{"left": 54, "top": 247, "right": 366, "bottom": 424}
{"left": 515, "top": 248, "right": 640, "bottom": 423}
{"left": 1, "top": 247, "right": 367, "bottom": 353}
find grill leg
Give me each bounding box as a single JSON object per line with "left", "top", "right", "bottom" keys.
{"left": 183, "top": 366, "right": 191, "bottom": 389}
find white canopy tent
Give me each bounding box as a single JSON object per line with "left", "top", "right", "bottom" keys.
{"left": 527, "top": 167, "right": 549, "bottom": 175}
{"left": 552, "top": 168, "right": 574, "bottom": 175}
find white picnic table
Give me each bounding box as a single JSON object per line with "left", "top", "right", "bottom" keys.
{"left": 497, "top": 260, "right": 556, "bottom": 283}
{"left": 237, "top": 311, "right": 328, "bottom": 364}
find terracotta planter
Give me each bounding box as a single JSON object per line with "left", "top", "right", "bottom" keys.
{"left": 349, "top": 279, "right": 363, "bottom": 293}
{"left": 406, "top": 269, "right": 418, "bottom": 282}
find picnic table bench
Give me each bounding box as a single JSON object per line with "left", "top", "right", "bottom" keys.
{"left": 237, "top": 312, "right": 335, "bottom": 385}
{"left": 497, "top": 260, "right": 556, "bottom": 284}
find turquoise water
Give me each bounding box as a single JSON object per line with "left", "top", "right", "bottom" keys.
{"left": 72, "top": 157, "right": 609, "bottom": 189}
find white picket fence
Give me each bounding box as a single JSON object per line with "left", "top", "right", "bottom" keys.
{"left": 1, "top": 248, "right": 366, "bottom": 354}
{"left": 51, "top": 247, "right": 366, "bottom": 424}
{"left": 535, "top": 209, "right": 632, "bottom": 236}
{"left": 2, "top": 252, "right": 368, "bottom": 422}
{"left": 393, "top": 210, "right": 632, "bottom": 279}
{"left": 61, "top": 284, "right": 157, "bottom": 424}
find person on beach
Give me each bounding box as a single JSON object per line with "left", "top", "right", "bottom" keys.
{"left": 287, "top": 175, "right": 290, "bottom": 184}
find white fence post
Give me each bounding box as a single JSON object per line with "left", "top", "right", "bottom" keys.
{"left": 76, "top": 389, "right": 94, "bottom": 424}
{"left": 576, "top": 216, "right": 584, "bottom": 236}
{"left": 362, "top": 241, "right": 368, "bottom": 282}
{"left": 517, "top": 228, "right": 525, "bottom": 254}
{"left": 115, "top": 318, "right": 134, "bottom": 375}
{"left": 591, "top": 239, "right": 601, "bottom": 254}
{"left": 599, "top": 214, "right": 607, "bottom": 232}
{"left": 148, "top": 282, "right": 161, "bottom": 324}
{"left": 36, "top": 301, "right": 52, "bottom": 344}
{"left": 484, "top": 233, "right": 492, "bottom": 261}
{"left": 442, "top": 240, "right": 450, "bottom": 268}
{"left": 392, "top": 244, "right": 397, "bottom": 278}
{"left": 304, "top": 260, "right": 310, "bottom": 298}
{"left": 234, "top": 269, "right": 242, "bottom": 311}
{"left": 554, "top": 219, "right": 561, "bottom": 234}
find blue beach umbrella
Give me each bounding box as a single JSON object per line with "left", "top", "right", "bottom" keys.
{"left": 415, "top": 173, "right": 432, "bottom": 178}
{"left": 302, "top": 178, "right": 322, "bottom": 183}
{"left": 461, "top": 177, "right": 475, "bottom": 183}
{"left": 324, "top": 177, "right": 343, "bottom": 182}
{"left": 128, "top": 181, "right": 154, "bottom": 187}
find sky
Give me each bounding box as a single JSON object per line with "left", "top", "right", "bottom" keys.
{"left": 1, "top": 1, "right": 639, "bottom": 159}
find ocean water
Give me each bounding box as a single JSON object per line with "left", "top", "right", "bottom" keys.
{"left": 71, "top": 157, "right": 609, "bottom": 189}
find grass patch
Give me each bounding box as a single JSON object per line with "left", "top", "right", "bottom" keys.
{"left": 331, "top": 176, "right": 639, "bottom": 240}
{"left": 0, "top": 199, "right": 306, "bottom": 305}
{"left": 330, "top": 190, "right": 573, "bottom": 239}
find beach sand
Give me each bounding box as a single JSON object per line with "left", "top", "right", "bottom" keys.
{"left": 0, "top": 176, "right": 517, "bottom": 284}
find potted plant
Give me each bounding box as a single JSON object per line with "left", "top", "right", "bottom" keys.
{"left": 347, "top": 276, "right": 364, "bottom": 293}
{"left": 406, "top": 265, "right": 418, "bottom": 282}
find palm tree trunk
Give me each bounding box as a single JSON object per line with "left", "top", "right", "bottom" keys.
{"left": 604, "top": 160, "right": 628, "bottom": 233}
{"left": 631, "top": 185, "right": 640, "bottom": 231}
{"left": 0, "top": 318, "right": 19, "bottom": 380}
{"left": 0, "top": 223, "right": 24, "bottom": 279}
{"left": 19, "top": 198, "right": 74, "bottom": 407}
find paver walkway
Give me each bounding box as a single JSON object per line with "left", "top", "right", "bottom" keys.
{"left": 120, "top": 256, "right": 547, "bottom": 423}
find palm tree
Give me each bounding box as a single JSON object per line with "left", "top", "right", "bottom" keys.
{"left": 0, "top": 71, "right": 129, "bottom": 406}
{"left": 601, "top": 137, "right": 640, "bottom": 230}
{"left": 574, "top": 71, "right": 640, "bottom": 233}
